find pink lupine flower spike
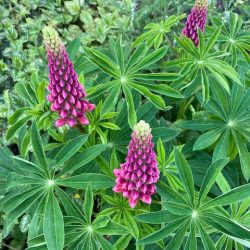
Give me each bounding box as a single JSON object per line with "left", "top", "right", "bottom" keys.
{"left": 182, "top": 0, "right": 208, "bottom": 46}
{"left": 43, "top": 26, "right": 95, "bottom": 127}
{"left": 113, "top": 120, "right": 160, "bottom": 208}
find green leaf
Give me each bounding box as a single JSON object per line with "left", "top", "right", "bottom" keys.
{"left": 20, "top": 127, "right": 31, "bottom": 158}
{"left": 3, "top": 186, "right": 44, "bottom": 213}
{"left": 229, "top": 13, "right": 238, "bottom": 36}
{"left": 12, "top": 156, "right": 43, "bottom": 175}
{"left": 99, "top": 122, "right": 120, "bottom": 130}
{"left": 27, "top": 235, "right": 47, "bottom": 249}
{"left": 205, "top": 65, "right": 230, "bottom": 93}
{"left": 55, "top": 174, "right": 114, "bottom": 190}
{"left": 56, "top": 187, "right": 83, "bottom": 218}
{"left": 134, "top": 72, "right": 180, "bottom": 82}
{"left": 134, "top": 81, "right": 183, "bottom": 98}
{"left": 83, "top": 184, "right": 93, "bottom": 224}
{"left": 37, "top": 80, "right": 46, "bottom": 104}
{"left": 122, "top": 84, "right": 137, "bottom": 128}
{"left": 193, "top": 128, "right": 223, "bottom": 151}
{"left": 157, "top": 180, "right": 189, "bottom": 205}
{"left": 31, "top": 121, "right": 49, "bottom": 175}
{"left": 84, "top": 47, "right": 119, "bottom": 77}
{"left": 165, "top": 219, "right": 190, "bottom": 250}
{"left": 213, "top": 130, "right": 230, "bottom": 161}
{"left": 6, "top": 115, "right": 32, "bottom": 141}
{"left": 204, "top": 214, "right": 250, "bottom": 240}
{"left": 6, "top": 173, "right": 45, "bottom": 190}
{"left": 199, "top": 158, "right": 229, "bottom": 202}
{"left": 232, "top": 130, "right": 250, "bottom": 180}
{"left": 128, "top": 46, "right": 168, "bottom": 74}
{"left": 201, "top": 68, "right": 209, "bottom": 103}
{"left": 174, "top": 148, "right": 195, "bottom": 206}
{"left": 136, "top": 210, "right": 179, "bottom": 224}
{"left": 101, "top": 85, "right": 120, "bottom": 116}
{"left": 126, "top": 43, "right": 148, "bottom": 70}
{"left": 198, "top": 28, "right": 205, "bottom": 56}
{"left": 59, "top": 144, "right": 108, "bottom": 176}
{"left": 185, "top": 221, "right": 197, "bottom": 250}
{"left": 152, "top": 127, "right": 179, "bottom": 142}
{"left": 3, "top": 190, "right": 44, "bottom": 237}
{"left": 8, "top": 107, "right": 30, "bottom": 125}
{"left": 123, "top": 210, "right": 139, "bottom": 239}
{"left": 204, "top": 26, "right": 222, "bottom": 56}
{"left": 92, "top": 216, "right": 110, "bottom": 229}
{"left": 114, "top": 38, "right": 124, "bottom": 74}
{"left": 203, "top": 184, "right": 250, "bottom": 208}
{"left": 198, "top": 222, "right": 217, "bottom": 250}
{"left": 28, "top": 197, "right": 46, "bottom": 241}
{"left": 66, "top": 37, "right": 81, "bottom": 60}
{"left": 115, "top": 234, "right": 132, "bottom": 250}
{"left": 129, "top": 82, "right": 166, "bottom": 109}
{"left": 44, "top": 190, "right": 64, "bottom": 250}
{"left": 15, "top": 83, "right": 36, "bottom": 106}
{"left": 54, "top": 135, "right": 88, "bottom": 167}
{"left": 163, "top": 201, "right": 192, "bottom": 216}
{"left": 180, "top": 120, "right": 224, "bottom": 131}
{"left": 96, "top": 234, "right": 116, "bottom": 250}
{"left": 137, "top": 217, "right": 187, "bottom": 245}
{"left": 87, "top": 81, "right": 117, "bottom": 99}
{"left": 95, "top": 221, "right": 129, "bottom": 235}
{"left": 175, "top": 35, "right": 199, "bottom": 58}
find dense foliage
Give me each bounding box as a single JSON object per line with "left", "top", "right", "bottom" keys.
{"left": 0, "top": 0, "right": 250, "bottom": 249}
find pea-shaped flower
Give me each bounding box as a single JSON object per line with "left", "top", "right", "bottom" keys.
{"left": 182, "top": 0, "right": 208, "bottom": 46}
{"left": 113, "top": 120, "right": 160, "bottom": 208}
{"left": 43, "top": 26, "right": 95, "bottom": 127}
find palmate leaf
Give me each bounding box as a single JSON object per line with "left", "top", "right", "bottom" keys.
{"left": 164, "top": 27, "right": 241, "bottom": 101}
{"left": 63, "top": 184, "right": 128, "bottom": 249}
{"left": 211, "top": 12, "right": 250, "bottom": 66}
{"left": 180, "top": 84, "right": 250, "bottom": 180}
{"left": 136, "top": 150, "right": 250, "bottom": 249}
{"left": 85, "top": 39, "right": 182, "bottom": 128}
{"left": 1, "top": 122, "right": 115, "bottom": 249}
{"left": 133, "top": 14, "right": 186, "bottom": 48}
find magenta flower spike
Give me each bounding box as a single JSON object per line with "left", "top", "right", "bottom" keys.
{"left": 182, "top": 0, "right": 208, "bottom": 46}
{"left": 113, "top": 120, "right": 160, "bottom": 208}
{"left": 43, "top": 26, "right": 95, "bottom": 127}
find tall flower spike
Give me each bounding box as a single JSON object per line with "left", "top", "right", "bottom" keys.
{"left": 113, "top": 120, "right": 160, "bottom": 208}
{"left": 182, "top": 0, "right": 208, "bottom": 46}
{"left": 43, "top": 26, "right": 95, "bottom": 127}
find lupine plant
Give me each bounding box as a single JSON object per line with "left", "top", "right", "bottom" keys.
{"left": 1, "top": 1, "right": 250, "bottom": 249}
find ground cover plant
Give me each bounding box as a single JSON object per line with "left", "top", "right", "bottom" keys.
{"left": 0, "top": 0, "right": 250, "bottom": 249}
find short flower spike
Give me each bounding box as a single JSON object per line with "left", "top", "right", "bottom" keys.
{"left": 182, "top": 0, "right": 208, "bottom": 46}
{"left": 43, "top": 26, "right": 95, "bottom": 127}
{"left": 113, "top": 120, "right": 160, "bottom": 208}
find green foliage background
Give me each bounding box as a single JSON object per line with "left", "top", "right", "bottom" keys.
{"left": 0, "top": 0, "right": 250, "bottom": 249}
